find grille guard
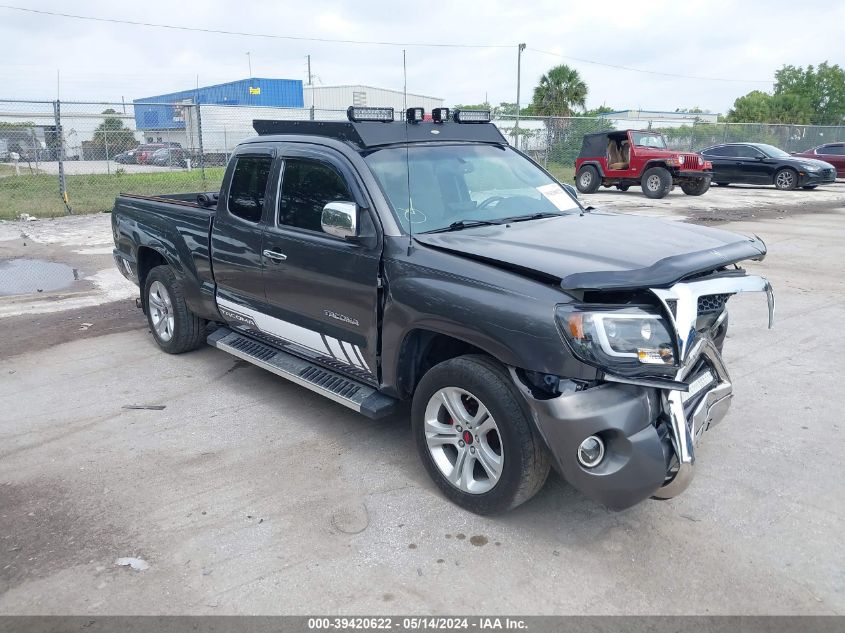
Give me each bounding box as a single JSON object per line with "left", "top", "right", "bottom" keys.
{"left": 649, "top": 274, "right": 774, "bottom": 499}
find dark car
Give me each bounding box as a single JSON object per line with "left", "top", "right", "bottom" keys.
{"left": 114, "top": 149, "right": 139, "bottom": 164}
{"left": 136, "top": 142, "right": 182, "bottom": 165}
{"left": 791, "top": 143, "right": 845, "bottom": 178}
{"left": 700, "top": 142, "right": 836, "bottom": 190}
{"left": 111, "top": 107, "right": 774, "bottom": 514}
{"left": 150, "top": 147, "right": 189, "bottom": 168}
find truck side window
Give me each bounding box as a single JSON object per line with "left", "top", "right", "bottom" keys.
{"left": 227, "top": 156, "right": 273, "bottom": 223}
{"left": 278, "top": 159, "right": 353, "bottom": 233}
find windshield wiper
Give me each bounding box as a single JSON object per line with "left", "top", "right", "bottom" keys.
{"left": 500, "top": 212, "right": 562, "bottom": 223}
{"left": 422, "top": 219, "right": 504, "bottom": 233}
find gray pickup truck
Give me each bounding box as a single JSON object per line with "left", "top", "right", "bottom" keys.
{"left": 112, "top": 106, "right": 774, "bottom": 514}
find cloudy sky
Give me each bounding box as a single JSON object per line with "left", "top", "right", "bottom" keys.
{"left": 1, "top": 0, "right": 842, "bottom": 114}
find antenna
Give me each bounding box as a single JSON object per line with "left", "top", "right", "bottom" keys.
{"left": 403, "top": 49, "right": 412, "bottom": 255}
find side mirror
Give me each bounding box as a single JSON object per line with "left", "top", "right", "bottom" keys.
{"left": 321, "top": 201, "right": 359, "bottom": 239}
{"left": 755, "top": 155, "right": 766, "bottom": 161}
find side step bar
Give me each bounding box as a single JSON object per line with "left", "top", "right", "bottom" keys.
{"left": 208, "top": 328, "right": 399, "bottom": 419}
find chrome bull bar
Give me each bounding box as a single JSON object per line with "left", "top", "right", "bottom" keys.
{"left": 650, "top": 274, "right": 774, "bottom": 499}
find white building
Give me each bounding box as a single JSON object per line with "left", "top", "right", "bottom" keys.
{"left": 600, "top": 109, "right": 720, "bottom": 129}
{"left": 304, "top": 85, "right": 444, "bottom": 114}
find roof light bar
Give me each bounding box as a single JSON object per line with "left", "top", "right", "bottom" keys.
{"left": 347, "top": 106, "right": 395, "bottom": 123}
{"left": 405, "top": 107, "right": 424, "bottom": 123}
{"left": 432, "top": 107, "right": 450, "bottom": 123}
{"left": 453, "top": 109, "right": 491, "bottom": 124}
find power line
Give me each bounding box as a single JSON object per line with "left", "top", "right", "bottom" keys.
{"left": 0, "top": 5, "right": 775, "bottom": 84}
{"left": 0, "top": 5, "right": 512, "bottom": 49}
{"left": 528, "top": 48, "right": 772, "bottom": 84}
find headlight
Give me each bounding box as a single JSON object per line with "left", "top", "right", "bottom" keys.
{"left": 801, "top": 162, "right": 820, "bottom": 171}
{"left": 556, "top": 304, "right": 677, "bottom": 376}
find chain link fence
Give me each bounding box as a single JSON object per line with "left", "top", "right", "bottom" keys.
{"left": 2, "top": 98, "right": 844, "bottom": 220}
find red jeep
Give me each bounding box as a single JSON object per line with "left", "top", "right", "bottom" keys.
{"left": 575, "top": 130, "right": 712, "bottom": 198}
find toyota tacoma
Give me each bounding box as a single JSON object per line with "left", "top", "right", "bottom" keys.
{"left": 112, "top": 106, "right": 774, "bottom": 514}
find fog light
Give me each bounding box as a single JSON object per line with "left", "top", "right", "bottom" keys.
{"left": 577, "top": 435, "right": 605, "bottom": 468}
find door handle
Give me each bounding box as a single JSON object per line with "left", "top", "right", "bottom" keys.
{"left": 263, "top": 249, "right": 287, "bottom": 262}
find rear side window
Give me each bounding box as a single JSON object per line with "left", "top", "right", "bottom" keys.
{"left": 734, "top": 145, "right": 763, "bottom": 159}
{"left": 227, "top": 156, "right": 273, "bottom": 223}
{"left": 278, "top": 158, "right": 353, "bottom": 232}
{"left": 820, "top": 145, "right": 844, "bottom": 156}
{"left": 704, "top": 146, "right": 732, "bottom": 157}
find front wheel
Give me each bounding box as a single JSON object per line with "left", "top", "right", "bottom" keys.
{"left": 774, "top": 168, "right": 798, "bottom": 190}
{"left": 412, "top": 355, "right": 550, "bottom": 514}
{"left": 641, "top": 166, "right": 673, "bottom": 199}
{"left": 680, "top": 179, "right": 711, "bottom": 196}
{"left": 144, "top": 265, "right": 207, "bottom": 354}
{"left": 575, "top": 165, "right": 601, "bottom": 194}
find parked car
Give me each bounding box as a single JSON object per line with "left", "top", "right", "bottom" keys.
{"left": 150, "top": 147, "right": 189, "bottom": 168}
{"left": 575, "top": 130, "right": 712, "bottom": 199}
{"left": 114, "top": 149, "right": 138, "bottom": 164}
{"left": 700, "top": 143, "right": 836, "bottom": 190}
{"left": 136, "top": 142, "right": 182, "bottom": 165}
{"left": 112, "top": 106, "right": 774, "bottom": 514}
{"left": 791, "top": 143, "right": 845, "bottom": 178}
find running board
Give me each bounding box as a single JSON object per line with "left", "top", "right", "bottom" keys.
{"left": 208, "top": 328, "right": 398, "bottom": 419}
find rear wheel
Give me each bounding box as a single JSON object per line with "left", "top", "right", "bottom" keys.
{"left": 774, "top": 168, "right": 798, "bottom": 190}
{"left": 144, "top": 265, "right": 206, "bottom": 354}
{"left": 412, "top": 355, "right": 550, "bottom": 514}
{"left": 617, "top": 185, "right": 630, "bottom": 191}
{"left": 575, "top": 165, "right": 601, "bottom": 194}
{"left": 641, "top": 166, "right": 673, "bottom": 199}
{"left": 680, "top": 179, "right": 710, "bottom": 196}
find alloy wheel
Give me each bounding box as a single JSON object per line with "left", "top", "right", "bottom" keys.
{"left": 647, "top": 174, "right": 661, "bottom": 191}
{"left": 776, "top": 170, "right": 795, "bottom": 189}
{"left": 580, "top": 171, "right": 592, "bottom": 187}
{"left": 148, "top": 280, "right": 175, "bottom": 342}
{"left": 423, "top": 387, "right": 504, "bottom": 494}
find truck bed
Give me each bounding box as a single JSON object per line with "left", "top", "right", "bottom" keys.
{"left": 112, "top": 191, "right": 220, "bottom": 321}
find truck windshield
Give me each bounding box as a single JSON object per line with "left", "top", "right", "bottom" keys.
{"left": 364, "top": 144, "right": 579, "bottom": 233}
{"left": 631, "top": 132, "right": 667, "bottom": 149}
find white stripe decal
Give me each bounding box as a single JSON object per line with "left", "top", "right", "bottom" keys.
{"left": 217, "top": 296, "right": 371, "bottom": 374}
{"left": 325, "top": 337, "right": 346, "bottom": 361}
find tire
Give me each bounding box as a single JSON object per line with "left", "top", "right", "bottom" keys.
{"left": 641, "top": 166, "right": 673, "bottom": 199}
{"left": 680, "top": 179, "right": 710, "bottom": 196}
{"left": 575, "top": 165, "right": 601, "bottom": 194}
{"left": 144, "top": 265, "right": 206, "bottom": 354}
{"left": 774, "top": 167, "right": 798, "bottom": 190}
{"left": 617, "top": 185, "right": 629, "bottom": 191}
{"left": 411, "top": 355, "right": 550, "bottom": 514}
{"left": 714, "top": 182, "right": 730, "bottom": 187}
{"left": 802, "top": 185, "right": 818, "bottom": 190}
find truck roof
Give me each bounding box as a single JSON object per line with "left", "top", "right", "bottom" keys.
{"left": 252, "top": 119, "right": 507, "bottom": 149}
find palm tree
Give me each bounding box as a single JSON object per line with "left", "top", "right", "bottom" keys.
{"left": 531, "top": 64, "right": 588, "bottom": 163}
{"left": 532, "top": 64, "right": 588, "bottom": 116}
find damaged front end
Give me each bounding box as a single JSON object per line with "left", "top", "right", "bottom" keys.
{"left": 516, "top": 270, "right": 774, "bottom": 510}
{"left": 649, "top": 274, "right": 774, "bottom": 499}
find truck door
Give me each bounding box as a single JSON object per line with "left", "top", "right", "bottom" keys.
{"left": 260, "top": 147, "right": 383, "bottom": 385}
{"left": 210, "top": 148, "right": 276, "bottom": 311}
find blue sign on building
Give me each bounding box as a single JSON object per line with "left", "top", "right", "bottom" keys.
{"left": 133, "top": 78, "right": 304, "bottom": 130}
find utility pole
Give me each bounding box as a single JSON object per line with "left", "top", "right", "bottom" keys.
{"left": 515, "top": 43, "right": 526, "bottom": 150}
{"left": 307, "top": 54, "right": 313, "bottom": 85}
{"left": 246, "top": 52, "right": 252, "bottom": 77}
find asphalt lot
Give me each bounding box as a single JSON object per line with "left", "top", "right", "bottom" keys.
{"left": 1, "top": 185, "right": 844, "bottom": 615}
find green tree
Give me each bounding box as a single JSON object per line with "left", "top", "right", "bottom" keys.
{"left": 92, "top": 109, "right": 138, "bottom": 154}
{"left": 531, "top": 64, "right": 588, "bottom": 116}
{"left": 727, "top": 61, "right": 845, "bottom": 125}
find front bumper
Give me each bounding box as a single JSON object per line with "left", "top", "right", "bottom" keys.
{"left": 799, "top": 169, "right": 837, "bottom": 185}
{"left": 676, "top": 170, "right": 712, "bottom": 182}
{"left": 515, "top": 274, "right": 774, "bottom": 510}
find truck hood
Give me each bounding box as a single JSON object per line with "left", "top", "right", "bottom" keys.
{"left": 413, "top": 211, "right": 767, "bottom": 291}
